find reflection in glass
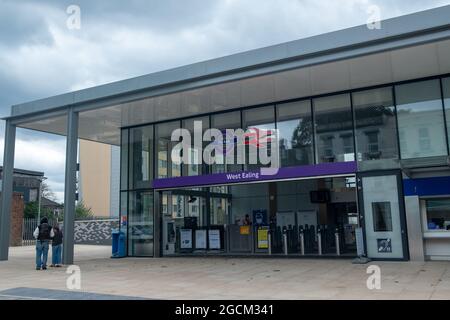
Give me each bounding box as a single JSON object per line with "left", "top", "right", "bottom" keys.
{"left": 156, "top": 121, "right": 181, "bottom": 178}
{"left": 120, "top": 129, "right": 129, "bottom": 190}
{"left": 395, "top": 80, "right": 447, "bottom": 159}
{"left": 182, "top": 116, "right": 209, "bottom": 176}
{"left": 443, "top": 78, "right": 450, "bottom": 151}
{"left": 372, "top": 202, "right": 393, "bottom": 232}
{"left": 353, "top": 87, "right": 398, "bottom": 161}
{"left": 242, "top": 106, "right": 276, "bottom": 170}
{"left": 313, "top": 94, "right": 354, "bottom": 163}
{"left": 276, "top": 100, "right": 313, "bottom": 166}
{"left": 426, "top": 199, "right": 450, "bottom": 231}
{"left": 129, "top": 125, "right": 153, "bottom": 189}
{"left": 211, "top": 111, "right": 242, "bottom": 173}
{"left": 128, "top": 191, "right": 154, "bottom": 256}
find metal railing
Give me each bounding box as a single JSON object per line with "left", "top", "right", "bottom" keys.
{"left": 22, "top": 218, "right": 56, "bottom": 246}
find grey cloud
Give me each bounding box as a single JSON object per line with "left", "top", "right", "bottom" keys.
{"left": 0, "top": 1, "right": 54, "bottom": 47}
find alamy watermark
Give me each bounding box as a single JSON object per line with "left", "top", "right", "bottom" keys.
{"left": 366, "top": 265, "right": 381, "bottom": 290}
{"left": 66, "top": 265, "right": 81, "bottom": 290}
{"left": 170, "top": 121, "right": 280, "bottom": 176}
{"left": 66, "top": 5, "right": 81, "bottom": 30}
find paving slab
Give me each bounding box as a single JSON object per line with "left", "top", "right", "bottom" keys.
{"left": 0, "top": 245, "right": 449, "bottom": 300}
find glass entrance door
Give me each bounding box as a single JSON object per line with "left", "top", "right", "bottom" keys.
{"left": 358, "top": 171, "right": 408, "bottom": 259}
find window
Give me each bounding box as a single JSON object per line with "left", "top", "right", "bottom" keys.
{"left": 120, "top": 129, "right": 129, "bottom": 190}
{"left": 156, "top": 121, "right": 181, "bottom": 178}
{"left": 129, "top": 125, "right": 153, "bottom": 189}
{"left": 442, "top": 77, "right": 450, "bottom": 150}
{"left": 353, "top": 87, "right": 398, "bottom": 162}
{"left": 211, "top": 111, "right": 242, "bottom": 173}
{"left": 425, "top": 199, "right": 450, "bottom": 231}
{"left": 128, "top": 191, "right": 154, "bottom": 257}
{"left": 366, "top": 132, "right": 379, "bottom": 154}
{"left": 276, "top": 100, "right": 313, "bottom": 167}
{"left": 242, "top": 106, "right": 276, "bottom": 170}
{"left": 313, "top": 94, "right": 354, "bottom": 163}
{"left": 395, "top": 80, "right": 447, "bottom": 159}
{"left": 182, "top": 116, "right": 209, "bottom": 176}
{"left": 372, "top": 202, "right": 393, "bottom": 232}
{"left": 418, "top": 128, "right": 431, "bottom": 151}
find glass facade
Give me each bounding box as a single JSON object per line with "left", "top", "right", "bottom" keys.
{"left": 395, "top": 79, "right": 447, "bottom": 159}
{"left": 443, "top": 77, "right": 450, "bottom": 151}
{"left": 210, "top": 110, "right": 242, "bottom": 173}
{"left": 353, "top": 87, "right": 398, "bottom": 162}
{"left": 129, "top": 125, "right": 153, "bottom": 189}
{"left": 313, "top": 94, "right": 354, "bottom": 163}
{"left": 242, "top": 106, "right": 275, "bottom": 170}
{"left": 156, "top": 121, "right": 181, "bottom": 178}
{"left": 276, "top": 100, "right": 313, "bottom": 166}
{"left": 128, "top": 191, "right": 154, "bottom": 257}
{"left": 182, "top": 116, "right": 210, "bottom": 176}
{"left": 119, "top": 75, "right": 450, "bottom": 257}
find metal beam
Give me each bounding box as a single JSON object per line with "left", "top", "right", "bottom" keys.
{"left": 0, "top": 120, "right": 16, "bottom": 260}
{"left": 62, "top": 109, "right": 78, "bottom": 265}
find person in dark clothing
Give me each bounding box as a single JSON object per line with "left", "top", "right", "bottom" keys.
{"left": 33, "top": 217, "right": 54, "bottom": 270}
{"left": 50, "top": 224, "right": 63, "bottom": 267}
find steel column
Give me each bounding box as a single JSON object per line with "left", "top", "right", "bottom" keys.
{"left": 62, "top": 109, "right": 78, "bottom": 265}
{"left": 0, "top": 120, "right": 16, "bottom": 260}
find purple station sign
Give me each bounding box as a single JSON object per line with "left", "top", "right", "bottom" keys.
{"left": 152, "top": 161, "right": 357, "bottom": 189}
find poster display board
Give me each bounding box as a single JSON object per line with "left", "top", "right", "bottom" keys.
{"left": 208, "top": 229, "right": 221, "bottom": 249}
{"left": 180, "top": 229, "right": 192, "bottom": 249}
{"left": 195, "top": 229, "right": 207, "bottom": 249}
{"left": 257, "top": 227, "right": 269, "bottom": 249}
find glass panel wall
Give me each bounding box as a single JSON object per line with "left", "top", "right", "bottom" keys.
{"left": 395, "top": 79, "right": 447, "bottom": 159}
{"left": 242, "top": 106, "right": 276, "bottom": 170}
{"left": 443, "top": 77, "right": 450, "bottom": 151}
{"left": 313, "top": 94, "right": 354, "bottom": 163}
{"left": 182, "top": 116, "right": 209, "bottom": 176}
{"left": 120, "top": 129, "right": 129, "bottom": 190}
{"left": 129, "top": 125, "right": 153, "bottom": 189}
{"left": 425, "top": 198, "right": 450, "bottom": 232}
{"left": 353, "top": 87, "right": 398, "bottom": 162}
{"left": 128, "top": 191, "right": 154, "bottom": 256}
{"left": 276, "top": 100, "right": 313, "bottom": 167}
{"left": 210, "top": 110, "right": 242, "bottom": 173}
{"left": 156, "top": 121, "right": 181, "bottom": 178}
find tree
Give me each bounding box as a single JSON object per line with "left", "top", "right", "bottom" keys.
{"left": 24, "top": 201, "right": 57, "bottom": 220}
{"left": 41, "top": 182, "right": 57, "bottom": 201}
{"left": 75, "top": 201, "right": 94, "bottom": 220}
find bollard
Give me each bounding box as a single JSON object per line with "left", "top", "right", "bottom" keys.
{"left": 283, "top": 232, "right": 288, "bottom": 255}
{"left": 300, "top": 231, "right": 305, "bottom": 255}
{"left": 335, "top": 228, "right": 341, "bottom": 256}
{"left": 317, "top": 228, "right": 322, "bottom": 256}
{"left": 268, "top": 232, "right": 272, "bottom": 255}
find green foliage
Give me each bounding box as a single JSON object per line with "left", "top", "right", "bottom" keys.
{"left": 75, "top": 201, "right": 94, "bottom": 220}
{"left": 24, "top": 201, "right": 57, "bottom": 220}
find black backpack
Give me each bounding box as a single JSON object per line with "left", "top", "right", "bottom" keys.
{"left": 38, "top": 223, "right": 51, "bottom": 240}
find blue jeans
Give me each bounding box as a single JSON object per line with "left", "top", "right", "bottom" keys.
{"left": 36, "top": 240, "right": 49, "bottom": 268}
{"left": 52, "top": 244, "right": 62, "bottom": 265}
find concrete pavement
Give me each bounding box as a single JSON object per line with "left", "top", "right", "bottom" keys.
{"left": 0, "top": 245, "right": 449, "bottom": 300}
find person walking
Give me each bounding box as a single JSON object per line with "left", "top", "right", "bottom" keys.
{"left": 50, "top": 224, "right": 63, "bottom": 267}
{"left": 33, "top": 217, "right": 54, "bottom": 270}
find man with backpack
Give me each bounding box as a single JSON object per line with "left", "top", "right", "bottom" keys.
{"left": 33, "top": 217, "right": 54, "bottom": 270}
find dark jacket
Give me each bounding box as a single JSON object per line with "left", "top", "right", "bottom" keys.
{"left": 52, "top": 229, "right": 63, "bottom": 246}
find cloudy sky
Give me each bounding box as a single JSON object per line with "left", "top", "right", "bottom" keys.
{"left": 0, "top": 0, "right": 449, "bottom": 202}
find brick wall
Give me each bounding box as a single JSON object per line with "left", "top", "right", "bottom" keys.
{"left": 10, "top": 193, "right": 24, "bottom": 246}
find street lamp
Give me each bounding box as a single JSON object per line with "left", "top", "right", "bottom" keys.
{"left": 37, "top": 176, "right": 47, "bottom": 223}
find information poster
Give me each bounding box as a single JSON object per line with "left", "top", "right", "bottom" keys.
{"left": 180, "top": 229, "right": 192, "bottom": 249}
{"left": 257, "top": 228, "right": 269, "bottom": 249}
{"left": 195, "top": 229, "right": 207, "bottom": 249}
{"left": 240, "top": 225, "right": 250, "bottom": 235}
{"left": 208, "top": 229, "right": 221, "bottom": 249}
